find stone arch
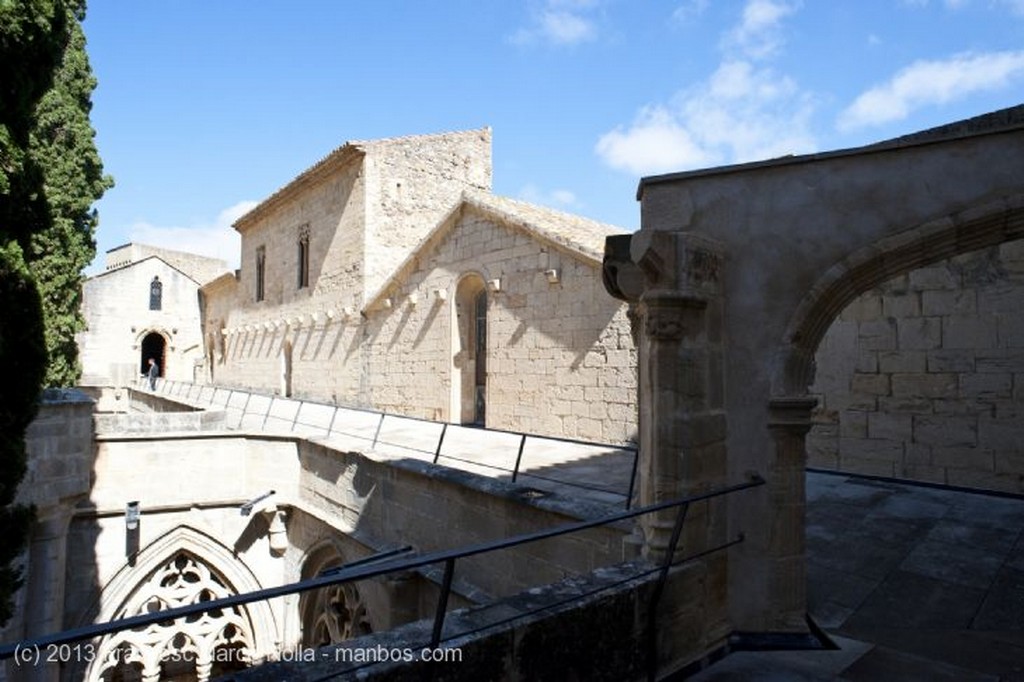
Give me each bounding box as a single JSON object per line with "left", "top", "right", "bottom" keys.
{"left": 296, "top": 542, "right": 372, "bottom": 648}
{"left": 775, "top": 192, "right": 1024, "bottom": 398}
{"left": 138, "top": 329, "right": 168, "bottom": 377}
{"left": 82, "top": 525, "right": 278, "bottom": 682}
{"left": 451, "top": 272, "right": 488, "bottom": 425}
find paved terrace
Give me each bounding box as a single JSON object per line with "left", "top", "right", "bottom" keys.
{"left": 692, "top": 471, "right": 1024, "bottom": 681}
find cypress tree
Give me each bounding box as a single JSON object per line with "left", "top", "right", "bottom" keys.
{"left": 0, "top": 0, "right": 107, "bottom": 623}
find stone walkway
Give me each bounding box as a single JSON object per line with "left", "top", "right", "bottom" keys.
{"left": 690, "top": 471, "right": 1024, "bottom": 681}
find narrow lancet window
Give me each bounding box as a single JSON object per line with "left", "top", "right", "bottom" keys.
{"left": 256, "top": 246, "right": 266, "bottom": 302}
{"left": 149, "top": 276, "right": 162, "bottom": 310}
{"left": 297, "top": 225, "right": 310, "bottom": 289}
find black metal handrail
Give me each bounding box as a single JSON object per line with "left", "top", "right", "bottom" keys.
{"left": 135, "top": 379, "right": 642, "bottom": 508}
{"left": 0, "top": 474, "right": 764, "bottom": 664}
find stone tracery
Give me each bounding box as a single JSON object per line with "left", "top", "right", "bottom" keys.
{"left": 91, "top": 551, "right": 254, "bottom": 682}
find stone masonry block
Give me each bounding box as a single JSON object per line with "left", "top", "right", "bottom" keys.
{"left": 839, "top": 456, "right": 896, "bottom": 477}
{"left": 855, "top": 350, "right": 878, "bottom": 373}
{"left": 943, "top": 315, "right": 997, "bottom": 349}
{"left": 909, "top": 265, "right": 960, "bottom": 290}
{"left": 882, "top": 293, "right": 920, "bottom": 318}
{"left": 897, "top": 316, "right": 941, "bottom": 350}
{"left": 998, "top": 314, "right": 1024, "bottom": 348}
{"left": 927, "top": 349, "right": 976, "bottom": 373}
{"left": 913, "top": 415, "right": 977, "bottom": 447}
{"left": 899, "top": 464, "right": 946, "bottom": 484}
{"left": 878, "top": 396, "right": 933, "bottom": 414}
{"left": 892, "top": 372, "right": 957, "bottom": 398}
{"left": 840, "top": 295, "right": 881, "bottom": 322}
{"left": 976, "top": 350, "right": 1024, "bottom": 373}
{"left": 878, "top": 350, "right": 926, "bottom": 374}
{"left": 946, "top": 468, "right": 1019, "bottom": 493}
{"left": 839, "top": 437, "right": 904, "bottom": 462}
{"left": 840, "top": 411, "right": 868, "bottom": 439}
{"left": 960, "top": 373, "right": 1012, "bottom": 399}
{"left": 921, "top": 289, "right": 976, "bottom": 316}
{"left": 995, "top": 449, "right": 1024, "bottom": 475}
{"left": 978, "top": 415, "right": 1024, "bottom": 452}
{"left": 931, "top": 445, "right": 993, "bottom": 470}
{"left": 851, "top": 373, "right": 890, "bottom": 396}
{"left": 904, "top": 443, "right": 932, "bottom": 465}
{"left": 978, "top": 285, "right": 1024, "bottom": 315}
{"left": 868, "top": 413, "right": 913, "bottom": 441}
{"left": 857, "top": 319, "right": 896, "bottom": 350}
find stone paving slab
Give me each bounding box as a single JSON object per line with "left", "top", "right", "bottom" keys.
{"left": 696, "top": 471, "right": 1024, "bottom": 680}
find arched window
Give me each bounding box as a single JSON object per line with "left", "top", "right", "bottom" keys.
{"left": 453, "top": 275, "right": 487, "bottom": 425}
{"left": 90, "top": 551, "right": 253, "bottom": 682}
{"left": 255, "top": 246, "right": 266, "bottom": 302}
{"left": 297, "top": 225, "right": 310, "bottom": 289}
{"left": 149, "top": 276, "right": 162, "bottom": 310}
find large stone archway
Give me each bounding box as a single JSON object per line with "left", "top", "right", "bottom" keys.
{"left": 604, "top": 106, "right": 1024, "bottom": 640}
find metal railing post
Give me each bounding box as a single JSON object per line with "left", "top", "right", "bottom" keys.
{"left": 433, "top": 423, "right": 449, "bottom": 464}
{"left": 625, "top": 447, "right": 640, "bottom": 510}
{"left": 646, "top": 501, "right": 691, "bottom": 682}
{"left": 372, "top": 413, "right": 386, "bottom": 449}
{"left": 430, "top": 559, "right": 456, "bottom": 648}
{"left": 511, "top": 434, "right": 527, "bottom": 482}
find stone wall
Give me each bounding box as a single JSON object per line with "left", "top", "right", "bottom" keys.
{"left": 361, "top": 129, "right": 492, "bottom": 297}
{"left": 207, "top": 208, "right": 637, "bottom": 445}
{"left": 364, "top": 207, "right": 636, "bottom": 444}
{"left": 809, "top": 239, "right": 1024, "bottom": 493}
{"left": 78, "top": 257, "right": 207, "bottom": 384}
{"left": 1, "top": 391, "right": 93, "bottom": 682}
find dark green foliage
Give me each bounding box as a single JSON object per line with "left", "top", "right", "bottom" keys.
{"left": 0, "top": 243, "right": 46, "bottom": 625}
{"left": 0, "top": 0, "right": 104, "bottom": 625}
{"left": 27, "top": 8, "right": 112, "bottom": 386}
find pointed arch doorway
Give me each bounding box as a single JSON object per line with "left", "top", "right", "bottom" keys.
{"left": 452, "top": 275, "right": 487, "bottom": 425}
{"left": 140, "top": 331, "right": 166, "bottom": 378}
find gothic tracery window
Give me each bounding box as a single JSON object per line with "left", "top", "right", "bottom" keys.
{"left": 91, "top": 551, "right": 254, "bottom": 682}
{"left": 299, "top": 551, "right": 372, "bottom": 648}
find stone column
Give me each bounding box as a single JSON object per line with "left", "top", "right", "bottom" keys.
{"left": 765, "top": 395, "right": 816, "bottom": 630}
{"left": 605, "top": 231, "right": 728, "bottom": 560}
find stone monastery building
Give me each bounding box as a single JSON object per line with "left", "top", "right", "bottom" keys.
{"left": 150, "top": 128, "right": 633, "bottom": 445}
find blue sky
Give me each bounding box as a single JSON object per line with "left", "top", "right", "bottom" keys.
{"left": 81, "top": 0, "right": 1024, "bottom": 272}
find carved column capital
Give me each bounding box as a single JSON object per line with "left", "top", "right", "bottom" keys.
{"left": 767, "top": 396, "right": 818, "bottom": 435}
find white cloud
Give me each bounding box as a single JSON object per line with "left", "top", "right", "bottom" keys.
{"left": 596, "top": 0, "right": 816, "bottom": 176}
{"left": 510, "top": 0, "right": 601, "bottom": 46}
{"left": 596, "top": 106, "right": 717, "bottom": 175}
{"left": 127, "top": 200, "right": 257, "bottom": 270}
{"left": 518, "top": 183, "right": 581, "bottom": 208}
{"left": 838, "top": 50, "right": 1024, "bottom": 131}
{"left": 722, "top": 0, "right": 800, "bottom": 60}
{"left": 672, "top": 0, "right": 709, "bottom": 24}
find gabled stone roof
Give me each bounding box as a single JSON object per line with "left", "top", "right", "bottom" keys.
{"left": 88, "top": 255, "right": 206, "bottom": 287}
{"left": 363, "top": 189, "right": 628, "bottom": 312}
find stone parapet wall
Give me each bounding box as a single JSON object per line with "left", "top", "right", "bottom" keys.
{"left": 18, "top": 390, "right": 94, "bottom": 512}
{"left": 809, "top": 239, "right": 1024, "bottom": 493}
{"left": 233, "top": 560, "right": 720, "bottom": 682}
